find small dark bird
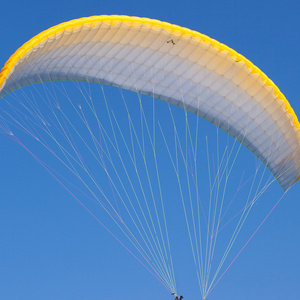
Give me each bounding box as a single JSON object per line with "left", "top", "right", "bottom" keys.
{"left": 167, "top": 39, "right": 175, "bottom": 45}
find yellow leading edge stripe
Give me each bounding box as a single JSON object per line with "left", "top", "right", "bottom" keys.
{"left": 0, "top": 15, "right": 299, "bottom": 133}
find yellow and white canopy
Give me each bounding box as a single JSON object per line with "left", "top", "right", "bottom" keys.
{"left": 0, "top": 15, "right": 299, "bottom": 190}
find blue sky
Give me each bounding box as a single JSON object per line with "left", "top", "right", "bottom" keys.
{"left": 0, "top": 0, "right": 299, "bottom": 300}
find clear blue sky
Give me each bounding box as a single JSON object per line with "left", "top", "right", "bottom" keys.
{"left": 0, "top": 1, "right": 299, "bottom": 300}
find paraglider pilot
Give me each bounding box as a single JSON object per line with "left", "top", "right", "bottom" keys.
{"left": 172, "top": 293, "right": 183, "bottom": 300}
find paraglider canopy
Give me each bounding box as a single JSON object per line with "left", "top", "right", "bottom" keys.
{"left": 0, "top": 15, "right": 299, "bottom": 190}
